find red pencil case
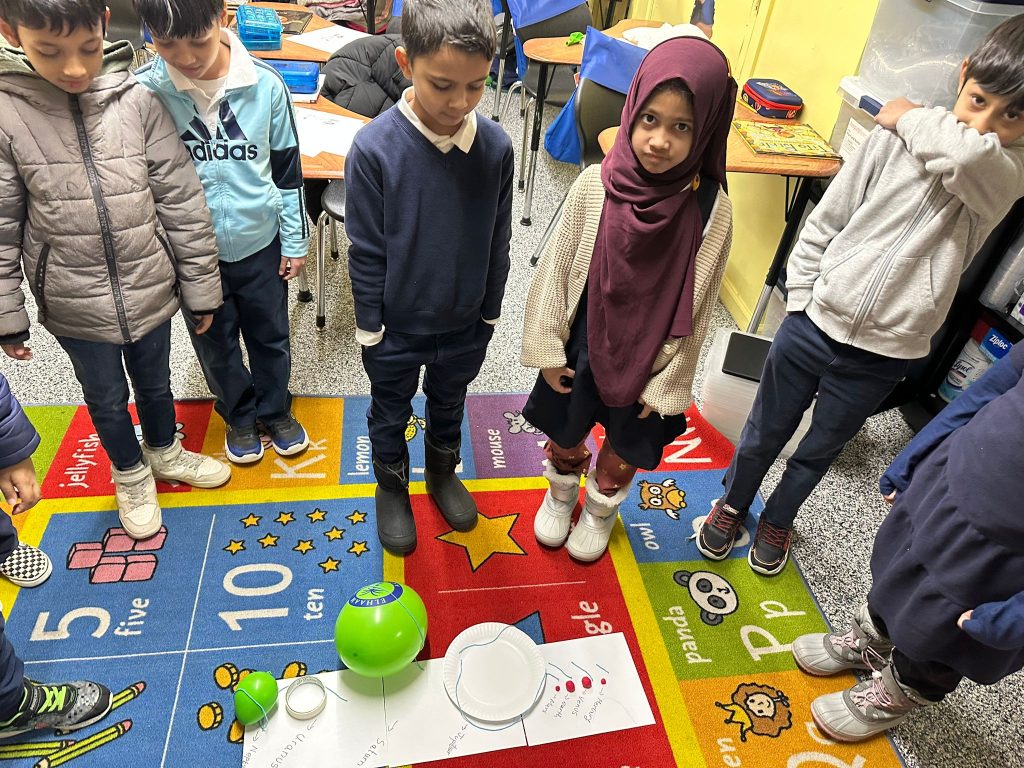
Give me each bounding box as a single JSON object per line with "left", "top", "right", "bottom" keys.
{"left": 741, "top": 78, "right": 803, "bottom": 119}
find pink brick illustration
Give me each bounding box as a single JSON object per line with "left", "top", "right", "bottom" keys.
{"left": 123, "top": 554, "right": 158, "bottom": 582}
{"left": 67, "top": 542, "right": 103, "bottom": 570}
{"left": 90, "top": 555, "right": 127, "bottom": 584}
{"left": 132, "top": 526, "right": 168, "bottom": 551}
{"left": 102, "top": 528, "right": 136, "bottom": 553}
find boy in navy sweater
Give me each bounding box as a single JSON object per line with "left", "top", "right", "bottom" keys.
{"left": 345, "top": 0, "right": 513, "bottom": 555}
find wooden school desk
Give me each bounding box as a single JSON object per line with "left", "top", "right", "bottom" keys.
{"left": 597, "top": 101, "right": 841, "bottom": 333}
{"left": 518, "top": 20, "right": 663, "bottom": 225}
{"left": 293, "top": 98, "right": 370, "bottom": 326}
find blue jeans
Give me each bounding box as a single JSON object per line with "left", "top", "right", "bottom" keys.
{"left": 361, "top": 321, "right": 494, "bottom": 464}
{"left": 57, "top": 321, "right": 177, "bottom": 470}
{"left": 185, "top": 237, "right": 292, "bottom": 428}
{"left": 723, "top": 312, "right": 909, "bottom": 529}
{"left": 0, "top": 511, "right": 22, "bottom": 719}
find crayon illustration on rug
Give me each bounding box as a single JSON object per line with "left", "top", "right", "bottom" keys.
{"left": 0, "top": 394, "right": 905, "bottom": 767}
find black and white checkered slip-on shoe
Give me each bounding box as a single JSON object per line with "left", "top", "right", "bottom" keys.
{"left": 0, "top": 543, "right": 53, "bottom": 588}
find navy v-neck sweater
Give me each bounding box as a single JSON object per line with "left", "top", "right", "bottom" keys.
{"left": 344, "top": 106, "right": 514, "bottom": 335}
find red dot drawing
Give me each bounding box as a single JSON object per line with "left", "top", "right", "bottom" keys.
{"left": 565, "top": 681, "right": 576, "bottom": 693}
{"left": 582, "top": 677, "right": 592, "bottom": 689}
{"left": 555, "top": 685, "right": 560, "bottom": 692}
{"left": 600, "top": 678, "right": 607, "bottom": 685}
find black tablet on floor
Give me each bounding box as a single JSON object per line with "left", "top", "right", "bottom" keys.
{"left": 722, "top": 333, "right": 772, "bottom": 383}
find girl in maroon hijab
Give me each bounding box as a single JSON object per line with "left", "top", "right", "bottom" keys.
{"left": 520, "top": 36, "right": 736, "bottom": 562}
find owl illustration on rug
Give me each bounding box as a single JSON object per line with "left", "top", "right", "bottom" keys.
{"left": 637, "top": 478, "right": 686, "bottom": 519}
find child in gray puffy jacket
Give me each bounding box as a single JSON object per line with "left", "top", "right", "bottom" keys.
{"left": 698, "top": 15, "right": 1024, "bottom": 577}
{"left": 0, "top": 0, "right": 231, "bottom": 540}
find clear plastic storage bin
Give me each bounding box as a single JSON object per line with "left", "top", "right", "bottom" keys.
{"left": 830, "top": 76, "right": 883, "bottom": 160}
{"left": 858, "top": 0, "right": 1024, "bottom": 108}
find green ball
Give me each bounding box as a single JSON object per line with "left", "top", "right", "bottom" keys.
{"left": 335, "top": 581, "right": 428, "bottom": 677}
{"left": 234, "top": 671, "right": 279, "bottom": 726}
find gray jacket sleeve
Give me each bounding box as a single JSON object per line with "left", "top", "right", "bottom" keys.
{"left": 0, "top": 126, "right": 28, "bottom": 344}
{"left": 140, "top": 90, "right": 223, "bottom": 315}
{"left": 784, "top": 129, "right": 884, "bottom": 313}
{"left": 897, "top": 107, "right": 1024, "bottom": 221}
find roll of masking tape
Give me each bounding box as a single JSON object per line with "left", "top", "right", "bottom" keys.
{"left": 285, "top": 676, "right": 327, "bottom": 720}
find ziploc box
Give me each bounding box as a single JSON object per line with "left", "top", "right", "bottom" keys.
{"left": 266, "top": 60, "right": 320, "bottom": 94}
{"left": 741, "top": 78, "right": 803, "bottom": 119}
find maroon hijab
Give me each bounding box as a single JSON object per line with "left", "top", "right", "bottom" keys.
{"left": 587, "top": 37, "right": 736, "bottom": 408}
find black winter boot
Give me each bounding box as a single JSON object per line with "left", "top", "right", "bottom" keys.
{"left": 372, "top": 453, "right": 416, "bottom": 554}
{"left": 424, "top": 433, "right": 478, "bottom": 531}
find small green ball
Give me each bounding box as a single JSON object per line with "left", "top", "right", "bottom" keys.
{"left": 234, "top": 671, "right": 278, "bottom": 726}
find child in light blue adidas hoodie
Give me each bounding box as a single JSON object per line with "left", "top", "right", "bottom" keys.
{"left": 135, "top": 0, "right": 310, "bottom": 465}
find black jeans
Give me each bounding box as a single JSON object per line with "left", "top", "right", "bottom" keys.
{"left": 186, "top": 237, "right": 293, "bottom": 428}
{"left": 723, "top": 312, "right": 908, "bottom": 528}
{"left": 56, "top": 321, "right": 176, "bottom": 470}
{"left": 361, "top": 321, "right": 494, "bottom": 464}
{"left": 0, "top": 511, "right": 23, "bottom": 720}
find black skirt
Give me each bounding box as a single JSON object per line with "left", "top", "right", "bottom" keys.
{"left": 523, "top": 284, "right": 687, "bottom": 471}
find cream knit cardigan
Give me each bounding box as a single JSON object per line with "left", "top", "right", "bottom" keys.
{"left": 521, "top": 165, "right": 733, "bottom": 417}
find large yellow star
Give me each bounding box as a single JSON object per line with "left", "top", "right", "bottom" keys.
{"left": 224, "top": 540, "right": 246, "bottom": 555}
{"left": 437, "top": 513, "right": 526, "bottom": 572}
{"left": 348, "top": 541, "right": 369, "bottom": 557}
{"left": 257, "top": 533, "right": 279, "bottom": 549}
{"left": 324, "top": 526, "right": 345, "bottom": 541}
{"left": 318, "top": 556, "right": 340, "bottom": 573}
{"left": 293, "top": 540, "right": 315, "bottom": 555}
{"left": 275, "top": 511, "right": 295, "bottom": 526}
{"left": 239, "top": 513, "right": 262, "bottom": 528}
{"left": 346, "top": 510, "right": 367, "bottom": 525}
{"left": 307, "top": 508, "right": 327, "bottom": 523}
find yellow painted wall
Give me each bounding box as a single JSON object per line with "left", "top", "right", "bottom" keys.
{"left": 632, "top": 0, "right": 881, "bottom": 327}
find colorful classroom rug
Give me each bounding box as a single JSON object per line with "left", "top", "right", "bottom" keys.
{"left": 0, "top": 395, "right": 905, "bottom": 768}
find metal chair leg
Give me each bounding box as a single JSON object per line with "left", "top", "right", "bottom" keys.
{"left": 501, "top": 81, "right": 523, "bottom": 122}
{"left": 316, "top": 214, "right": 328, "bottom": 329}
{"left": 518, "top": 97, "right": 534, "bottom": 191}
{"left": 530, "top": 191, "right": 567, "bottom": 266}
{"left": 297, "top": 214, "right": 320, "bottom": 303}
{"left": 329, "top": 218, "right": 339, "bottom": 259}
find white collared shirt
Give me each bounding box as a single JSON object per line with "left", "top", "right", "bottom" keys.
{"left": 165, "top": 29, "right": 257, "bottom": 132}
{"left": 396, "top": 86, "right": 477, "bottom": 154}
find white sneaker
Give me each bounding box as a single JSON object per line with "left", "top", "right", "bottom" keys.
{"left": 534, "top": 462, "right": 582, "bottom": 548}
{"left": 111, "top": 462, "right": 162, "bottom": 540}
{"left": 143, "top": 437, "right": 231, "bottom": 489}
{"left": 566, "top": 475, "right": 629, "bottom": 562}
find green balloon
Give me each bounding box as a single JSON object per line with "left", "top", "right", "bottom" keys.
{"left": 335, "top": 581, "right": 428, "bottom": 677}
{"left": 234, "top": 671, "right": 279, "bottom": 726}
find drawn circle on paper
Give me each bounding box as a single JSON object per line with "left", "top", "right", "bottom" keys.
{"left": 443, "top": 622, "right": 546, "bottom": 723}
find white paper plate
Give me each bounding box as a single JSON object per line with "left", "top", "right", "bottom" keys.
{"left": 443, "top": 622, "right": 546, "bottom": 723}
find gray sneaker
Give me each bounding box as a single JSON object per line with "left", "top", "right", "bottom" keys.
{"left": 0, "top": 678, "right": 112, "bottom": 738}
{"left": 811, "top": 664, "right": 932, "bottom": 742}
{"left": 793, "top": 603, "right": 894, "bottom": 676}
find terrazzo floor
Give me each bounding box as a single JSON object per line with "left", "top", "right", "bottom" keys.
{"left": 2, "top": 95, "right": 1020, "bottom": 768}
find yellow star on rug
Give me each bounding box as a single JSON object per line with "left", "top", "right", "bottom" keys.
{"left": 318, "top": 556, "right": 340, "bottom": 573}
{"left": 324, "top": 526, "right": 345, "bottom": 541}
{"left": 437, "top": 513, "right": 526, "bottom": 572}
{"left": 348, "top": 541, "right": 369, "bottom": 557}
{"left": 239, "top": 513, "right": 261, "bottom": 528}
{"left": 257, "top": 533, "right": 279, "bottom": 549}
{"left": 293, "top": 540, "right": 315, "bottom": 555}
{"left": 275, "top": 511, "right": 295, "bottom": 526}
{"left": 224, "top": 540, "right": 245, "bottom": 555}
{"left": 307, "top": 508, "right": 327, "bottom": 523}
{"left": 346, "top": 510, "right": 367, "bottom": 525}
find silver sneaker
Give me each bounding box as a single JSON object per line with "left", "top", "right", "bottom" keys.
{"left": 793, "top": 603, "right": 894, "bottom": 676}
{"left": 143, "top": 437, "right": 231, "bottom": 489}
{"left": 811, "top": 664, "right": 932, "bottom": 742}
{"left": 111, "top": 462, "right": 162, "bottom": 540}
{"left": 534, "top": 462, "right": 582, "bottom": 548}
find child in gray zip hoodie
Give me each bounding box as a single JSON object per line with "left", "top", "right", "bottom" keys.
{"left": 698, "top": 15, "right": 1024, "bottom": 577}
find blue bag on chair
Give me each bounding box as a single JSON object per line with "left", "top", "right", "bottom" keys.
{"left": 544, "top": 27, "right": 646, "bottom": 165}
{"left": 506, "top": 0, "right": 580, "bottom": 28}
